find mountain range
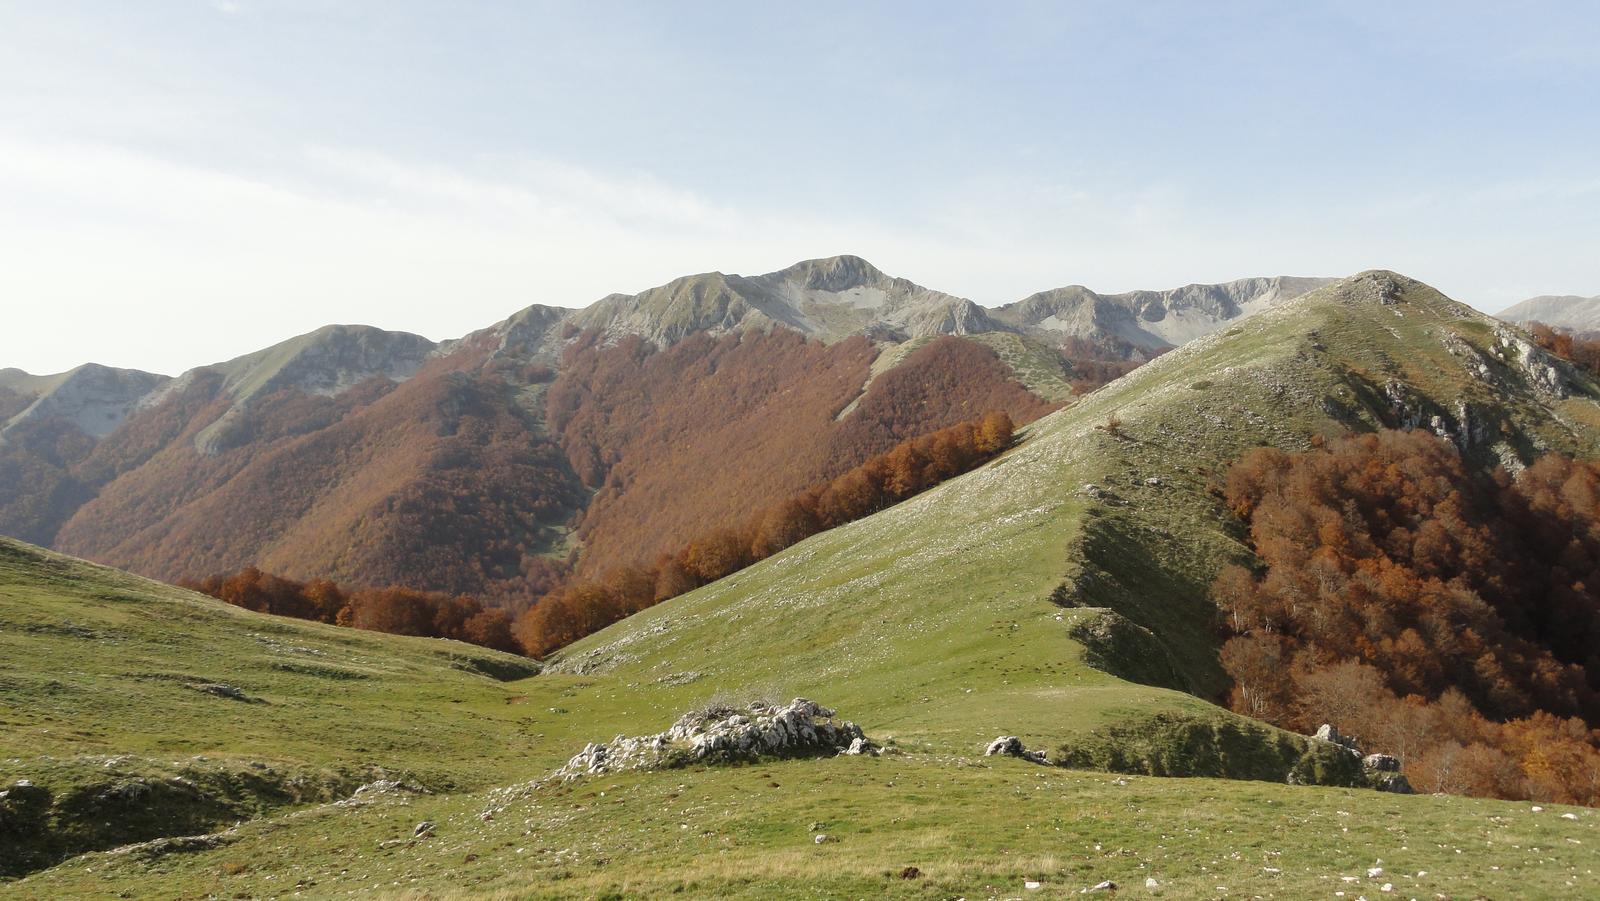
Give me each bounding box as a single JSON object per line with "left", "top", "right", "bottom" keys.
{"left": 8, "top": 269, "right": 1600, "bottom": 896}
{"left": 0, "top": 256, "right": 1331, "bottom": 605}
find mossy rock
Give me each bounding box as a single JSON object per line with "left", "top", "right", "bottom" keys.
{"left": 1056, "top": 711, "right": 1365, "bottom": 787}
{"left": 1062, "top": 607, "right": 1186, "bottom": 692}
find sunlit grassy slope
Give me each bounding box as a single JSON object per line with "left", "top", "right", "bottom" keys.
{"left": 8, "top": 272, "right": 1600, "bottom": 897}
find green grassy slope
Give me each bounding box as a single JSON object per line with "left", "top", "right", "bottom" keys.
{"left": 8, "top": 271, "right": 1600, "bottom": 897}
{"left": 0, "top": 537, "right": 547, "bottom": 874}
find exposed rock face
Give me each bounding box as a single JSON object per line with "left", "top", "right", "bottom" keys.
{"left": 1363, "top": 753, "right": 1401, "bottom": 772}
{"left": 558, "top": 254, "right": 1323, "bottom": 355}
{"left": 0, "top": 363, "right": 170, "bottom": 443}
{"left": 194, "top": 324, "right": 439, "bottom": 454}
{"left": 106, "top": 831, "right": 238, "bottom": 860}
{"left": 450, "top": 303, "right": 573, "bottom": 365}
{"left": 984, "top": 735, "right": 1048, "bottom": 764}
{"left": 552, "top": 698, "right": 870, "bottom": 780}
{"left": 1371, "top": 772, "right": 1414, "bottom": 793}
{"left": 991, "top": 275, "right": 1332, "bottom": 356}
{"left": 1491, "top": 326, "right": 1570, "bottom": 399}
{"left": 1313, "top": 723, "right": 1359, "bottom": 751}
{"left": 210, "top": 324, "right": 437, "bottom": 401}
{"left": 565, "top": 255, "right": 999, "bottom": 347}
{"left": 333, "top": 779, "right": 429, "bottom": 809}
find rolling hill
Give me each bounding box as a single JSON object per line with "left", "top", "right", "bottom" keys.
{"left": 7, "top": 270, "right": 1600, "bottom": 898}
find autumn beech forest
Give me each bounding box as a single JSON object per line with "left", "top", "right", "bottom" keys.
{"left": 184, "top": 410, "right": 1015, "bottom": 658}
{"left": 513, "top": 410, "right": 1016, "bottom": 656}
{"left": 1215, "top": 429, "right": 1600, "bottom": 805}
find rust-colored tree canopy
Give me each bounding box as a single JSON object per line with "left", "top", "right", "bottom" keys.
{"left": 7, "top": 329, "right": 1057, "bottom": 613}
{"left": 1215, "top": 429, "right": 1600, "bottom": 805}
{"left": 548, "top": 331, "right": 1056, "bottom": 578}
{"left": 182, "top": 567, "right": 519, "bottom": 654}
{"left": 184, "top": 410, "right": 1017, "bottom": 662}
{"left": 1527, "top": 321, "right": 1600, "bottom": 377}
{"left": 513, "top": 410, "right": 1017, "bottom": 657}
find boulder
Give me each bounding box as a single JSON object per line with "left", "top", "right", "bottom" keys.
{"left": 197, "top": 683, "right": 251, "bottom": 702}
{"left": 986, "top": 735, "right": 1025, "bottom": 756}
{"left": 984, "top": 735, "right": 1049, "bottom": 764}
{"left": 1313, "top": 723, "right": 1361, "bottom": 753}
{"left": 1363, "top": 753, "right": 1401, "bottom": 773}
{"left": 1371, "top": 772, "right": 1414, "bottom": 794}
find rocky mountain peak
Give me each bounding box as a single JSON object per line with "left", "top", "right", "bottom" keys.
{"left": 0, "top": 363, "right": 170, "bottom": 443}
{"left": 209, "top": 324, "right": 438, "bottom": 402}
{"left": 764, "top": 254, "right": 890, "bottom": 292}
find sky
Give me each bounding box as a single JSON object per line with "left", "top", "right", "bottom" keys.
{"left": 2, "top": 1, "right": 1598, "bottom": 376}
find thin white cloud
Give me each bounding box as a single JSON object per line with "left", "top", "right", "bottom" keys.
{"left": 0, "top": 133, "right": 1594, "bottom": 375}
{"left": 302, "top": 147, "right": 732, "bottom": 232}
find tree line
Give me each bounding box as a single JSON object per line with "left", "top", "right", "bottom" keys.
{"left": 181, "top": 567, "right": 520, "bottom": 654}
{"left": 1215, "top": 429, "right": 1600, "bottom": 805}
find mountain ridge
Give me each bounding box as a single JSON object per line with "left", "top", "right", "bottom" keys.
{"left": 4, "top": 256, "right": 1331, "bottom": 385}
{"left": 0, "top": 257, "right": 1338, "bottom": 605}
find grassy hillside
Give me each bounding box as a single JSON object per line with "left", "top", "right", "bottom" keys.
{"left": 8, "top": 271, "right": 1600, "bottom": 897}
{"left": 7, "top": 536, "right": 1599, "bottom": 898}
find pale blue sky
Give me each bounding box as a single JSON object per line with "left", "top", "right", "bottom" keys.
{"left": 2, "top": 1, "right": 1597, "bottom": 374}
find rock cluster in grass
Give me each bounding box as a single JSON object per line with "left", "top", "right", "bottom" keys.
{"left": 333, "top": 778, "right": 429, "bottom": 809}
{"left": 984, "top": 735, "right": 1048, "bottom": 764}
{"left": 106, "top": 831, "right": 238, "bottom": 860}
{"left": 1312, "top": 723, "right": 1414, "bottom": 794}
{"left": 196, "top": 682, "right": 255, "bottom": 702}
{"left": 553, "top": 698, "right": 871, "bottom": 780}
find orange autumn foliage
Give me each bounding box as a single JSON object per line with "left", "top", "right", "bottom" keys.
{"left": 1528, "top": 322, "right": 1600, "bottom": 377}
{"left": 182, "top": 567, "right": 519, "bottom": 654}
{"left": 1215, "top": 429, "right": 1600, "bottom": 805}
{"left": 514, "top": 411, "right": 1016, "bottom": 657}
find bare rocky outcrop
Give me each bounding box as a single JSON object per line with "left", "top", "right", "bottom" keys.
{"left": 984, "top": 735, "right": 1048, "bottom": 764}
{"left": 0, "top": 363, "right": 170, "bottom": 445}
{"left": 106, "top": 831, "right": 238, "bottom": 860}
{"left": 553, "top": 698, "right": 871, "bottom": 780}
{"left": 480, "top": 699, "right": 871, "bottom": 823}
{"left": 993, "top": 276, "right": 1332, "bottom": 355}
{"left": 333, "top": 778, "right": 429, "bottom": 809}
{"left": 1491, "top": 326, "right": 1570, "bottom": 399}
